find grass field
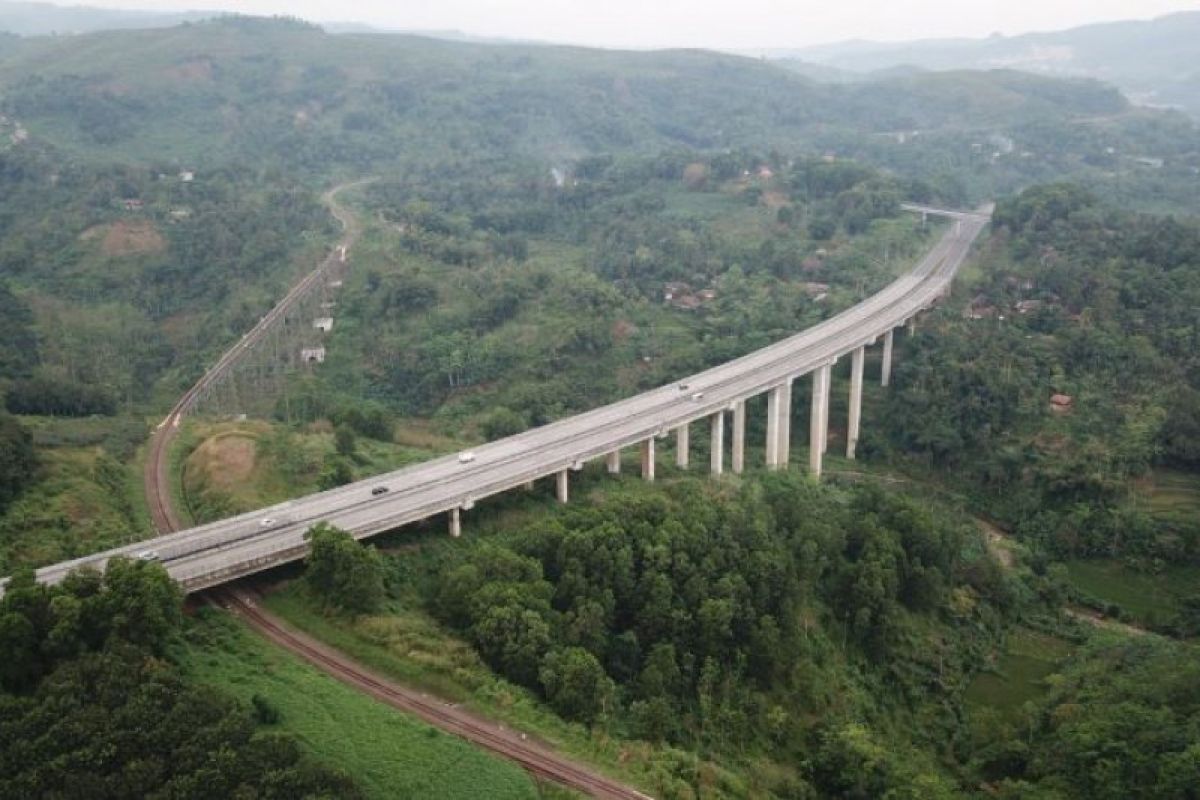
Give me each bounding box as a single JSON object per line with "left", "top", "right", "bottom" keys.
{"left": 1064, "top": 558, "right": 1200, "bottom": 624}
{"left": 1142, "top": 468, "right": 1200, "bottom": 518}
{"left": 177, "top": 607, "right": 540, "bottom": 800}
{"left": 964, "top": 628, "right": 1073, "bottom": 722}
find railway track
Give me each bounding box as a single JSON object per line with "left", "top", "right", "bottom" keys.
{"left": 217, "top": 588, "right": 653, "bottom": 800}
{"left": 143, "top": 179, "right": 655, "bottom": 799}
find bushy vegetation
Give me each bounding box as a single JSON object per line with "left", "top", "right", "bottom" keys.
{"left": 875, "top": 185, "right": 1200, "bottom": 583}
{"left": 0, "top": 559, "right": 361, "bottom": 798}
{"left": 304, "top": 523, "right": 385, "bottom": 614}
{"left": 390, "top": 474, "right": 1021, "bottom": 796}
{"left": 971, "top": 636, "right": 1200, "bottom": 798}
{"left": 0, "top": 413, "right": 35, "bottom": 513}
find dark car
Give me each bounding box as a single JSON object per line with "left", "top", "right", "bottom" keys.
{"left": 371, "top": 486, "right": 389, "bottom": 496}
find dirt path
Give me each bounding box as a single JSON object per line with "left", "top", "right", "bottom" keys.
{"left": 1064, "top": 606, "right": 1150, "bottom": 637}
{"left": 143, "top": 180, "right": 654, "bottom": 799}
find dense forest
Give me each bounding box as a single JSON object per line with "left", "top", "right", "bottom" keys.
{"left": 872, "top": 184, "right": 1200, "bottom": 632}
{"left": 0, "top": 559, "right": 361, "bottom": 797}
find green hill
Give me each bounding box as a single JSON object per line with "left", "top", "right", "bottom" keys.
{"left": 785, "top": 11, "right": 1200, "bottom": 119}
{"left": 0, "top": 15, "right": 1183, "bottom": 179}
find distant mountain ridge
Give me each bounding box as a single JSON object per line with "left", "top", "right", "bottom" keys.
{"left": 0, "top": 0, "right": 216, "bottom": 35}
{"left": 768, "top": 12, "right": 1200, "bottom": 118}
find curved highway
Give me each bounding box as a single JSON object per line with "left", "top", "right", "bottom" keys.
{"left": 12, "top": 204, "right": 990, "bottom": 594}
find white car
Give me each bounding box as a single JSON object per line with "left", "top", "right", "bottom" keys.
{"left": 458, "top": 452, "right": 476, "bottom": 464}
{"left": 135, "top": 549, "right": 160, "bottom": 562}
{"left": 259, "top": 517, "right": 277, "bottom": 528}
{"left": 690, "top": 392, "right": 705, "bottom": 402}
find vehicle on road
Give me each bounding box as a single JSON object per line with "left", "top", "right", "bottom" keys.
{"left": 259, "top": 517, "right": 276, "bottom": 528}
{"left": 458, "top": 452, "right": 476, "bottom": 464}
{"left": 371, "top": 486, "right": 389, "bottom": 496}
{"left": 135, "top": 549, "right": 160, "bottom": 561}
{"left": 690, "top": 392, "right": 705, "bottom": 401}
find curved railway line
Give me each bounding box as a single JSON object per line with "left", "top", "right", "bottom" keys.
{"left": 11, "top": 188, "right": 988, "bottom": 798}
{"left": 142, "top": 180, "right": 658, "bottom": 798}
{"left": 216, "top": 587, "right": 653, "bottom": 800}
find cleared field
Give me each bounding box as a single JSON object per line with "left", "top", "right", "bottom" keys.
{"left": 1064, "top": 558, "right": 1199, "bottom": 623}
{"left": 1143, "top": 468, "right": 1200, "bottom": 517}
{"left": 177, "top": 608, "right": 540, "bottom": 800}
{"left": 964, "top": 628, "right": 1073, "bottom": 722}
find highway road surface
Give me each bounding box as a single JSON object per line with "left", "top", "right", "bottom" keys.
{"left": 7, "top": 205, "right": 990, "bottom": 595}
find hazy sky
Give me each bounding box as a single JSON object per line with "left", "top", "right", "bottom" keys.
{"left": 75, "top": 0, "right": 1200, "bottom": 49}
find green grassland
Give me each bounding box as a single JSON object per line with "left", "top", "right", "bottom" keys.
{"left": 179, "top": 417, "right": 461, "bottom": 522}
{"left": 0, "top": 414, "right": 149, "bottom": 573}
{"left": 964, "top": 627, "right": 1074, "bottom": 723}
{"left": 177, "top": 608, "right": 541, "bottom": 800}
{"left": 1064, "top": 559, "right": 1200, "bottom": 625}
{"left": 1143, "top": 468, "right": 1200, "bottom": 518}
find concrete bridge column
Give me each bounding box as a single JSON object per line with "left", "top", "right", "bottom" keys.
{"left": 641, "top": 439, "right": 655, "bottom": 482}
{"left": 675, "top": 424, "right": 690, "bottom": 469}
{"left": 765, "top": 384, "right": 784, "bottom": 468}
{"left": 710, "top": 412, "right": 725, "bottom": 475}
{"left": 732, "top": 400, "right": 746, "bottom": 474}
{"left": 881, "top": 329, "right": 894, "bottom": 387}
{"left": 449, "top": 507, "right": 462, "bottom": 538}
{"left": 847, "top": 346, "right": 865, "bottom": 459}
{"left": 810, "top": 363, "right": 831, "bottom": 480}
{"left": 778, "top": 378, "right": 793, "bottom": 468}
{"left": 606, "top": 450, "right": 621, "bottom": 474}
{"left": 556, "top": 469, "right": 569, "bottom": 504}
{"left": 907, "top": 317, "right": 916, "bottom": 336}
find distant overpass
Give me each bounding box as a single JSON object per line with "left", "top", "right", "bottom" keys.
{"left": 7, "top": 205, "right": 989, "bottom": 595}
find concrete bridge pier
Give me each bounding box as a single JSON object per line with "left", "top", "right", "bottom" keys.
{"left": 731, "top": 400, "right": 746, "bottom": 474}
{"left": 810, "top": 363, "right": 831, "bottom": 479}
{"left": 881, "top": 329, "right": 894, "bottom": 387}
{"left": 710, "top": 412, "right": 725, "bottom": 475}
{"left": 847, "top": 346, "right": 865, "bottom": 459}
{"left": 606, "top": 450, "right": 621, "bottom": 474}
{"left": 676, "top": 424, "right": 690, "bottom": 469}
{"left": 778, "top": 378, "right": 794, "bottom": 468}
{"left": 765, "top": 384, "right": 787, "bottom": 468}
{"left": 449, "top": 507, "right": 462, "bottom": 538}
{"left": 556, "top": 469, "right": 569, "bottom": 503}
{"left": 641, "top": 439, "right": 656, "bottom": 482}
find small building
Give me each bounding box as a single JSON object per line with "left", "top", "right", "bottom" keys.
{"left": 803, "top": 282, "right": 830, "bottom": 301}
{"left": 696, "top": 288, "right": 717, "bottom": 302}
{"left": 663, "top": 282, "right": 691, "bottom": 302}
{"left": 301, "top": 347, "right": 326, "bottom": 364}
{"left": 313, "top": 317, "right": 333, "bottom": 333}
{"left": 1016, "top": 299, "right": 1043, "bottom": 315}
{"left": 1050, "top": 394, "right": 1074, "bottom": 413}
{"left": 756, "top": 165, "right": 774, "bottom": 179}
{"left": 121, "top": 198, "right": 144, "bottom": 211}
{"left": 179, "top": 170, "right": 195, "bottom": 182}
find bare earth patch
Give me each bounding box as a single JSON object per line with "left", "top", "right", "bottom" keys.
{"left": 977, "top": 519, "right": 1016, "bottom": 569}
{"left": 761, "top": 190, "right": 789, "bottom": 209}
{"left": 189, "top": 432, "right": 259, "bottom": 494}
{"left": 83, "top": 220, "right": 167, "bottom": 257}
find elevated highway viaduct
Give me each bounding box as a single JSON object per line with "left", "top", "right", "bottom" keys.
{"left": 7, "top": 204, "right": 990, "bottom": 596}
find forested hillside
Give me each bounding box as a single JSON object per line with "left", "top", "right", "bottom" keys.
{"left": 872, "top": 184, "right": 1200, "bottom": 635}
{"left": 0, "top": 16, "right": 1195, "bottom": 207}
{"left": 785, "top": 11, "right": 1200, "bottom": 119}
{"left": 0, "top": 12, "right": 1198, "bottom": 800}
